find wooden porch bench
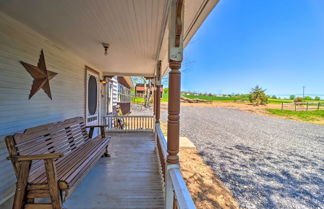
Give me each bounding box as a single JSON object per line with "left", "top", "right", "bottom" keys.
{"left": 5, "top": 117, "right": 110, "bottom": 209}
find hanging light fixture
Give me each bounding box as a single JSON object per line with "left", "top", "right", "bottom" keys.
{"left": 100, "top": 80, "right": 107, "bottom": 84}
{"left": 102, "top": 42, "right": 110, "bottom": 56}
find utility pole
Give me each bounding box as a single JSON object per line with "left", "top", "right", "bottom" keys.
{"left": 302, "top": 86, "right": 305, "bottom": 99}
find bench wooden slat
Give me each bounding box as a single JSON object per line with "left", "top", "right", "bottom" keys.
{"left": 31, "top": 139, "right": 107, "bottom": 184}
{"left": 64, "top": 139, "right": 109, "bottom": 184}
{"left": 25, "top": 203, "right": 52, "bottom": 209}
{"left": 31, "top": 138, "right": 108, "bottom": 185}
{"left": 29, "top": 138, "right": 98, "bottom": 183}
{"left": 27, "top": 189, "right": 50, "bottom": 198}
{"left": 27, "top": 184, "right": 48, "bottom": 190}
{"left": 5, "top": 117, "right": 110, "bottom": 209}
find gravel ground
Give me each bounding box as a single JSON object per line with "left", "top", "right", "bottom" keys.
{"left": 161, "top": 107, "right": 324, "bottom": 209}
{"left": 130, "top": 103, "right": 153, "bottom": 116}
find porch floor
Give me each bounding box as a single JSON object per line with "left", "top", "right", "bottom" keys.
{"left": 63, "top": 132, "right": 165, "bottom": 209}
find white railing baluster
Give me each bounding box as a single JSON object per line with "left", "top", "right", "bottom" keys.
{"left": 103, "top": 115, "right": 154, "bottom": 132}
{"left": 155, "top": 124, "right": 196, "bottom": 209}
{"left": 165, "top": 164, "right": 177, "bottom": 209}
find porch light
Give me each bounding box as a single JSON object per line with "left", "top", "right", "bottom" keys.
{"left": 102, "top": 42, "right": 110, "bottom": 56}
{"left": 100, "top": 80, "right": 107, "bottom": 84}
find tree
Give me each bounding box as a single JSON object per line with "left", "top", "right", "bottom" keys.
{"left": 315, "top": 96, "right": 321, "bottom": 101}
{"left": 131, "top": 77, "right": 144, "bottom": 86}
{"left": 289, "top": 95, "right": 295, "bottom": 100}
{"left": 248, "top": 85, "right": 268, "bottom": 105}
{"left": 294, "top": 97, "right": 303, "bottom": 103}
{"left": 143, "top": 78, "right": 152, "bottom": 107}
{"left": 164, "top": 88, "right": 169, "bottom": 95}
{"left": 271, "top": 95, "right": 277, "bottom": 99}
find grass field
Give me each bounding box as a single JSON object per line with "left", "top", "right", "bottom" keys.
{"left": 182, "top": 94, "right": 324, "bottom": 104}
{"left": 182, "top": 94, "right": 249, "bottom": 102}
{"left": 132, "top": 93, "right": 168, "bottom": 104}
{"left": 133, "top": 93, "right": 324, "bottom": 105}
{"left": 266, "top": 109, "right": 324, "bottom": 124}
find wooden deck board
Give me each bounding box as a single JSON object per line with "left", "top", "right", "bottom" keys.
{"left": 64, "top": 132, "right": 164, "bottom": 209}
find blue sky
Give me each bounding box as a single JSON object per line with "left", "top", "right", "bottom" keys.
{"left": 181, "top": 0, "right": 324, "bottom": 97}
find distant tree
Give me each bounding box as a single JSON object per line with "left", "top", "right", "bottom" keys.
{"left": 249, "top": 85, "right": 268, "bottom": 105}
{"left": 294, "top": 97, "right": 303, "bottom": 103}
{"left": 315, "top": 96, "right": 321, "bottom": 101}
{"left": 304, "top": 96, "right": 312, "bottom": 100}
{"left": 143, "top": 78, "right": 151, "bottom": 107}
{"left": 271, "top": 95, "right": 277, "bottom": 99}
{"left": 131, "top": 76, "right": 144, "bottom": 86}
{"left": 289, "top": 95, "right": 295, "bottom": 100}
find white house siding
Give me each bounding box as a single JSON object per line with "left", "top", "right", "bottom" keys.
{"left": 112, "top": 76, "right": 118, "bottom": 106}
{"left": 0, "top": 12, "right": 103, "bottom": 207}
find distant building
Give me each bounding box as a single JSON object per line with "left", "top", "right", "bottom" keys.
{"left": 104, "top": 76, "right": 133, "bottom": 115}
{"left": 135, "top": 83, "right": 163, "bottom": 98}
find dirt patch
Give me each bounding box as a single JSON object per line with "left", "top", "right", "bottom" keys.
{"left": 160, "top": 121, "right": 240, "bottom": 209}
{"left": 179, "top": 148, "right": 240, "bottom": 209}
{"left": 179, "top": 102, "right": 324, "bottom": 125}
{"left": 180, "top": 101, "right": 280, "bottom": 110}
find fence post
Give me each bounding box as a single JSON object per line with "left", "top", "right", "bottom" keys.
{"left": 306, "top": 102, "right": 309, "bottom": 111}
{"left": 281, "top": 102, "right": 283, "bottom": 111}
{"left": 318, "top": 102, "right": 320, "bottom": 110}
{"left": 295, "top": 103, "right": 297, "bottom": 111}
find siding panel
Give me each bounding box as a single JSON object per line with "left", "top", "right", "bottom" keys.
{"left": 0, "top": 12, "right": 102, "bottom": 207}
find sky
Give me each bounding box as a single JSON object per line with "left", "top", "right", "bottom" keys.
{"left": 181, "top": 0, "right": 324, "bottom": 97}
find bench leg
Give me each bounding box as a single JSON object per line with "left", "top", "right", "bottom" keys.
{"left": 45, "top": 159, "right": 62, "bottom": 209}
{"left": 13, "top": 161, "right": 31, "bottom": 209}
{"left": 103, "top": 145, "right": 110, "bottom": 157}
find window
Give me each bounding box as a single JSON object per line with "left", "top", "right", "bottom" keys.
{"left": 118, "top": 84, "right": 131, "bottom": 103}
{"left": 88, "top": 75, "right": 97, "bottom": 115}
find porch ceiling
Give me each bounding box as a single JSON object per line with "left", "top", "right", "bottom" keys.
{"left": 0, "top": 0, "right": 218, "bottom": 76}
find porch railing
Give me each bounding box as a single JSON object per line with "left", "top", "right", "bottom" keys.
{"left": 104, "top": 115, "right": 154, "bottom": 131}
{"left": 155, "top": 124, "right": 196, "bottom": 209}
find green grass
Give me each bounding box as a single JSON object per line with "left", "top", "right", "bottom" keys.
{"left": 266, "top": 109, "right": 324, "bottom": 121}
{"left": 161, "top": 92, "right": 168, "bottom": 102}
{"left": 131, "top": 93, "right": 168, "bottom": 104}
{"left": 132, "top": 97, "right": 145, "bottom": 103}
{"left": 267, "top": 98, "right": 324, "bottom": 104}
{"left": 182, "top": 94, "right": 249, "bottom": 102}
{"left": 182, "top": 94, "right": 324, "bottom": 104}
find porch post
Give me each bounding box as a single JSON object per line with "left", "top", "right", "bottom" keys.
{"left": 153, "top": 80, "right": 156, "bottom": 116}
{"left": 155, "top": 61, "right": 162, "bottom": 123}
{"left": 152, "top": 76, "right": 156, "bottom": 117}
{"left": 167, "top": 0, "right": 184, "bottom": 165}
{"left": 167, "top": 61, "right": 181, "bottom": 164}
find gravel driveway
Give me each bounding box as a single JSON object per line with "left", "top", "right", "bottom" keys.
{"left": 161, "top": 107, "right": 324, "bottom": 209}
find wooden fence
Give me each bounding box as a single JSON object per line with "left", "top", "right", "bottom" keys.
{"left": 104, "top": 115, "right": 154, "bottom": 131}
{"left": 281, "top": 102, "right": 322, "bottom": 111}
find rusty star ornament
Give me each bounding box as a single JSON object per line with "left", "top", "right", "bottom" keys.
{"left": 20, "top": 50, "right": 57, "bottom": 100}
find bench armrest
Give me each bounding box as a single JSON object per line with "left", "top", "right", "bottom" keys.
{"left": 8, "top": 153, "right": 64, "bottom": 161}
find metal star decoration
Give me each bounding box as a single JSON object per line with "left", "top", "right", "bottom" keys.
{"left": 20, "top": 49, "right": 57, "bottom": 100}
